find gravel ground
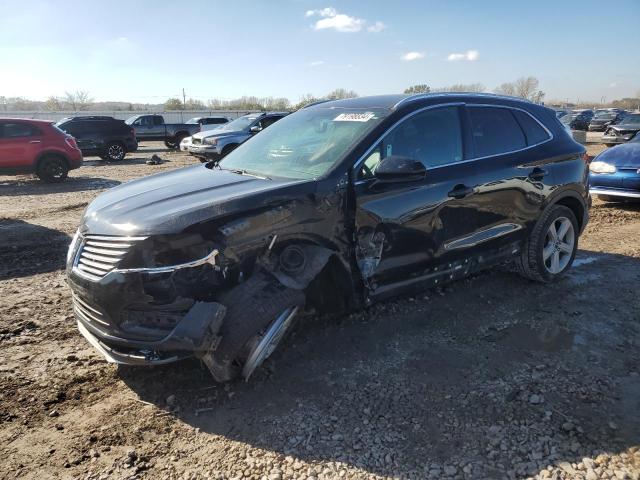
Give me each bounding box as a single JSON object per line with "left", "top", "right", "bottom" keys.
{"left": 0, "top": 142, "right": 639, "bottom": 480}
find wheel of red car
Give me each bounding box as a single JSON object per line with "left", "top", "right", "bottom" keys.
{"left": 36, "top": 155, "right": 69, "bottom": 183}
{"left": 515, "top": 205, "right": 579, "bottom": 283}
{"left": 206, "top": 271, "right": 304, "bottom": 382}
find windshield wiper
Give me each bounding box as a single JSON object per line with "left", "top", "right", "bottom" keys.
{"left": 218, "top": 166, "right": 271, "bottom": 180}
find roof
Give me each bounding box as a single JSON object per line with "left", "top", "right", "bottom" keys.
{"left": 310, "top": 92, "right": 537, "bottom": 111}
{"left": 0, "top": 117, "right": 54, "bottom": 124}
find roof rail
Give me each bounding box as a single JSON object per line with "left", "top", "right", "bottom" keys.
{"left": 392, "top": 92, "right": 533, "bottom": 110}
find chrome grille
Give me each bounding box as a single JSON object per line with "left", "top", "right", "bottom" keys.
{"left": 72, "top": 293, "right": 109, "bottom": 328}
{"left": 75, "top": 234, "right": 147, "bottom": 280}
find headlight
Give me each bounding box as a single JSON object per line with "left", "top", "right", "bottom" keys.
{"left": 204, "top": 137, "right": 218, "bottom": 146}
{"left": 590, "top": 161, "right": 616, "bottom": 174}
{"left": 67, "top": 229, "right": 81, "bottom": 264}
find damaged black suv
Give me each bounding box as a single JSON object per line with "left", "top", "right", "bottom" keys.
{"left": 67, "top": 94, "right": 590, "bottom": 381}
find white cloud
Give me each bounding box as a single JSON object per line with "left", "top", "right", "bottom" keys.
{"left": 609, "top": 82, "right": 618, "bottom": 88}
{"left": 367, "top": 21, "right": 387, "bottom": 33}
{"left": 308, "top": 60, "right": 325, "bottom": 67}
{"left": 401, "top": 51, "right": 425, "bottom": 61}
{"left": 306, "top": 7, "right": 384, "bottom": 33}
{"left": 447, "top": 50, "right": 479, "bottom": 61}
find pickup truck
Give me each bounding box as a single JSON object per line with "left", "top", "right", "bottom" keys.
{"left": 125, "top": 114, "right": 201, "bottom": 149}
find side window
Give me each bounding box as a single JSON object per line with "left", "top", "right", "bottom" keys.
{"left": 260, "top": 116, "right": 282, "bottom": 129}
{"left": 468, "top": 107, "right": 526, "bottom": 157}
{"left": 383, "top": 106, "right": 463, "bottom": 168}
{"left": 512, "top": 110, "right": 550, "bottom": 146}
{"left": 3, "top": 123, "right": 38, "bottom": 138}
{"left": 358, "top": 146, "right": 383, "bottom": 179}
{"left": 152, "top": 116, "right": 163, "bottom": 126}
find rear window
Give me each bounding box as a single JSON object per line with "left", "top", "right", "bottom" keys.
{"left": 468, "top": 107, "right": 526, "bottom": 157}
{"left": 512, "top": 110, "right": 550, "bottom": 146}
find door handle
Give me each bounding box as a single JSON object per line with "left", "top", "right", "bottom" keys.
{"left": 528, "top": 167, "right": 548, "bottom": 181}
{"left": 448, "top": 184, "right": 475, "bottom": 199}
{"left": 29, "top": 140, "right": 41, "bottom": 144}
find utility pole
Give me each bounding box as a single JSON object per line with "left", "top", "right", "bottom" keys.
{"left": 182, "top": 88, "right": 186, "bottom": 110}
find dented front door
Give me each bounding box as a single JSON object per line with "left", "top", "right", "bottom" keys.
{"left": 351, "top": 105, "right": 491, "bottom": 298}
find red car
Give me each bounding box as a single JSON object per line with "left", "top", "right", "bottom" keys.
{"left": 0, "top": 118, "right": 83, "bottom": 182}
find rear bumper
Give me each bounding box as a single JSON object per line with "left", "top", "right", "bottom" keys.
{"left": 68, "top": 150, "right": 84, "bottom": 169}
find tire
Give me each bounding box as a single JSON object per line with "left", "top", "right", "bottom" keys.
{"left": 105, "top": 142, "right": 125, "bottom": 161}
{"left": 221, "top": 144, "right": 238, "bottom": 157}
{"left": 173, "top": 134, "right": 186, "bottom": 149}
{"left": 164, "top": 140, "right": 177, "bottom": 149}
{"left": 206, "top": 271, "right": 304, "bottom": 382}
{"left": 36, "top": 155, "right": 69, "bottom": 183}
{"left": 515, "top": 205, "right": 579, "bottom": 283}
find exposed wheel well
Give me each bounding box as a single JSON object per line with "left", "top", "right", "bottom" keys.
{"left": 36, "top": 152, "right": 69, "bottom": 170}
{"left": 553, "top": 195, "right": 586, "bottom": 232}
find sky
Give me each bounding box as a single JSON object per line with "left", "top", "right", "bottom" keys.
{"left": 1, "top": 0, "right": 639, "bottom": 104}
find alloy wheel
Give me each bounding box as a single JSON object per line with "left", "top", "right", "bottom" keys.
{"left": 242, "top": 306, "right": 299, "bottom": 380}
{"left": 543, "top": 216, "right": 575, "bottom": 274}
{"left": 108, "top": 144, "right": 124, "bottom": 160}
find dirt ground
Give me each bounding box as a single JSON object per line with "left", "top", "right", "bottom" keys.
{"left": 1, "top": 140, "right": 639, "bottom": 480}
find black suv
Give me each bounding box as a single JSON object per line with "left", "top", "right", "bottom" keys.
{"left": 56, "top": 116, "right": 138, "bottom": 161}
{"left": 67, "top": 94, "right": 589, "bottom": 382}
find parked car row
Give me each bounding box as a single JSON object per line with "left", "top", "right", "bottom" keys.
{"left": 557, "top": 107, "right": 637, "bottom": 135}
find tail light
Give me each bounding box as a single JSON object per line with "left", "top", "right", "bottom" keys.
{"left": 581, "top": 152, "right": 591, "bottom": 164}
{"left": 65, "top": 136, "right": 78, "bottom": 149}
{"left": 130, "top": 127, "right": 135, "bottom": 135}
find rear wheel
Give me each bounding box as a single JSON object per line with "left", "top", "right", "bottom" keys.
{"left": 204, "top": 272, "right": 304, "bottom": 382}
{"left": 515, "top": 205, "right": 579, "bottom": 283}
{"left": 36, "top": 156, "right": 68, "bottom": 183}
{"left": 164, "top": 140, "right": 177, "bottom": 149}
{"left": 174, "top": 134, "right": 186, "bottom": 149}
{"left": 105, "top": 142, "right": 125, "bottom": 161}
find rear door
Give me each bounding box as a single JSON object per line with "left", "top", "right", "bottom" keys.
{"left": 464, "top": 105, "right": 555, "bottom": 248}
{"left": 0, "top": 121, "right": 45, "bottom": 169}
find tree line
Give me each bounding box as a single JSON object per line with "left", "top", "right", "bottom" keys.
{"left": 2, "top": 82, "right": 639, "bottom": 112}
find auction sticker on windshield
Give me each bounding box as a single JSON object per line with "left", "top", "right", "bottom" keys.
{"left": 333, "top": 112, "right": 376, "bottom": 122}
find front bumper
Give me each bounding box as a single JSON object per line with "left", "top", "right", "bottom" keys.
{"left": 602, "top": 134, "right": 634, "bottom": 144}
{"left": 188, "top": 144, "right": 222, "bottom": 159}
{"left": 67, "top": 236, "right": 228, "bottom": 365}
{"left": 590, "top": 187, "right": 640, "bottom": 199}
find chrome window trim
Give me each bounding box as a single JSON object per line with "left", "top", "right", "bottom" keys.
{"left": 352, "top": 103, "right": 554, "bottom": 186}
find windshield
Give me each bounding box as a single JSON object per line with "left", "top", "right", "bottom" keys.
{"left": 219, "top": 108, "right": 389, "bottom": 180}
{"left": 594, "top": 112, "right": 616, "bottom": 120}
{"left": 216, "top": 115, "right": 260, "bottom": 132}
{"left": 186, "top": 118, "right": 200, "bottom": 124}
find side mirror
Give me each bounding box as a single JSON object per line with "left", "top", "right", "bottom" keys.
{"left": 374, "top": 155, "right": 426, "bottom": 182}
{"left": 250, "top": 125, "right": 262, "bottom": 133}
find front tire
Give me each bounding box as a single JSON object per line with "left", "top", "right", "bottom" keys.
{"left": 204, "top": 272, "right": 304, "bottom": 382}
{"left": 515, "top": 205, "right": 579, "bottom": 283}
{"left": 36, "top": 156, "right": 69, "bottom": 183}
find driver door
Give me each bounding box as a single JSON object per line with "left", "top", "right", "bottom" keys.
{"left": 352, "top": 105, "right": 486, "bottom": 298}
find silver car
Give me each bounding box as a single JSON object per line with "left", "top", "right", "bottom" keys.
{"left": 188, "top": 112, "right": 288, "bottom": 162}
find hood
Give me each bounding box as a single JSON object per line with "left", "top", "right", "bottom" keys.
{"left": 595, "top": 141, "right": 640, "bottom": 167}
{"left": 81, "top": 164, "right": 308, "bottom": 236}
{"left": 192, "top": 128, "right": 246, "bottom": 140}
{"left": 610, "top": 123, "right": 640, "bottom": 131}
